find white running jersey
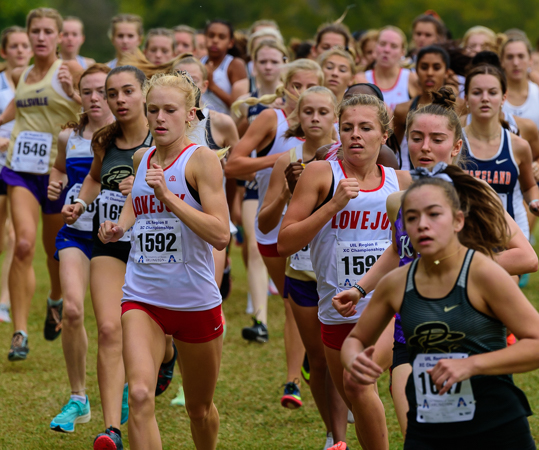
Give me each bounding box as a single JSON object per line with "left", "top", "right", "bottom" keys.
{"left": 310, "top": 162, "right": 399, "bottom": 325}
{"left": 0, "top": 71, "right": 15, "bottom": 167}
{"left": 365, "top": 68, "right": 411, "bottom": 111}
{"left": 255, "top": 109, "right": 303, "bottom": 245}
{"left": 503, "top": 81, "right": 539, "bottom": 130}
{"left": 201, "top": 55, "right": 234, "bottom": 114}
{"left": 124, "top": 144, "right": 222, "bottom": 311}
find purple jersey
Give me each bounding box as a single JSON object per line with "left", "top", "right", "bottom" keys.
{"left": 394, "top": 207, "right": 415, "bottom": 344}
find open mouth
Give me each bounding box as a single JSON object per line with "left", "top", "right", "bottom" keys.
{"left": 418, "top": 236, "right": 433, "bottom": 245}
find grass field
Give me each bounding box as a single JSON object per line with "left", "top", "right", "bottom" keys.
{"left": 1, "top": 233, "right": 539, "bottom": 449}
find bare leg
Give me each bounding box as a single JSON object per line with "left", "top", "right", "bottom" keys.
{"left": 41, "top": 212, "right": 64, "bottom": 300}
{"left": 391, "top": 363, "right": 412, "bottom": 437}
{"left": 0, "top": 205, "right": 14, "bottom": 307}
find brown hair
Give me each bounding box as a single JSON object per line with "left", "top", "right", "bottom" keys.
{"left": 108, "top": 14, "right": 143, "bottom": 40}
{"left": 63, "top": 64, "right": 111, "bottom": 134}
{"left": 173, "top": 25, "right": 196, "bottom": 50}
{"left": 285, "top": 86, "right": 337, "bottom": 138}
{"left": 412, "top": 14, "right": 446, "bottom": 41}
{"left": 118, "top": 51, "right": 194, "bottom": 78}
{"left": 500, "top": 35, "right": 532, "bottom": 59}
{"left": 315, "top": 23, "right": 352, "bottom": 50}
{"left": 26, "top": 7, "right": 63, "bottom": 33}
{"left": 1, "top": 26, "right": 26, "bottom": 52}
{"left": 402, "top": 165, "right": 510, "bottom": 257}
{"left": 174, "top": 56, "right": 208, "bottom": 80}
{"left": 338, "top": 94, "right": 392, "bottom": 136}
{"left": 63, "top": 16, "right": 85, "bottom": 34}
{"left": 318, "top": 47, "right": 357, "bottom": 75}
{"left": 144, "top": 28, "right": 175, "bottom": 53}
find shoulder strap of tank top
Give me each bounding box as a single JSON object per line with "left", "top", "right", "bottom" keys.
{"left": 205, "top": 114, "right": 219, "bottom": 150}
{"left": 410, "top": 96, "right": 421, "bottom": 111}
{"left": 456, "top": 249, "right": 475, "bottom": 289}
{"left": 405, "top": 258, "right": 420, "bottom": 293}
{"left": 143, "top": 131, "right": 153, "bottom": 147}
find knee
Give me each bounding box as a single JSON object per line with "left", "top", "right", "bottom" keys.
{"left": 186, "top": 402, "right": 213, "bottom": 424}
{"left": 62, "top": 300, "right": 84, "bottom": 326}
{"left": 343, "top": 371, "right": 371, "bottom": 401}
{"left": 308, "top": 353, "right": 328, "bottom": 374}
{"left": 14, "top": 238, "right": 34, "bottom": 261}
{"left": 129, "top": 383, "right": 154, "bottom": 412}
{"left": 97, "top": 320, "right": 121, "bottom": 346}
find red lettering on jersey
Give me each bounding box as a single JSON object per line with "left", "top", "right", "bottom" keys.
{"left": 370, "top": 212, "right": 381, "bottom": 230}
{"left": 381, "top": 213, "right": 390, "bottom": 230}
{"left": 339, "top": 210, "right": 350, "bottom": 228}
{"left": 331, "top": 215, "right": 338, "bottom": 228}
{"left": 149, "top": 195, "right": 156, "bottom": 214}
{"left": 500, "top": 172, "right": 505, "bottom": 184}
{"left": 361, "top": 211, "right": 370, "bottom": 229}
{"left": 133, "top": 197, "right": 142, "bottom": 216}
{"left": 493, "top": 171, "right": 499, "bottom": 184}
{"left": 487, "top": 171, "right": 492, "bottom": 184}
{"left": 350, "top": 211, "right": 361, "bottom": 229}
{"left": 157, "top": 200, "right": 164, "bottom": 213}
{"left": 140, "top": 195, "right": 149, "bottom": 214}
{"left": 505, "top": 172, "right": 511, "bottom": 185}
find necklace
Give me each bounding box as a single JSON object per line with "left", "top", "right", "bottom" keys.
{"left": 433, "top": 246, "right": 462, "bottom": 265}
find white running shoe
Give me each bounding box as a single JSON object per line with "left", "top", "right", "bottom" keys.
{"left": 0, "top": 304, "right": 11, "bottom": 323}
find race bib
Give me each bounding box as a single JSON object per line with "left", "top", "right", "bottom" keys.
{"left": 12, "top": 131, "right": 52, "bottom": 174}
{"left": 336, "top": 240, "right": 390, "bottom": 287}
{"left": 290, "top": 244, "right": 313, "bottom": 271}
{"left": 413, "top": 353, "right": 475, "bottom": 423}
{"left": 100, "top": 189, "right": 131, "bottom": 242}
{"left": 134, "top": 218, "right": 182, "bottom": 264}
{"left": 65, "top": 183, "right": 96, "bottom": 232}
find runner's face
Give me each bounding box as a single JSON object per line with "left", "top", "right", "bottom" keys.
{"left": 375, "top": 30, "right": 404, "bottom": 68}
{"left": 340, "top": 105, "right": 387, "bottom": 163}
{"left": 407, "top": 114, "right": 461, "bottom": 168}
{"left": 298, "top": 93, "right": 335, "bottom": 141}
{"left": 466, "top": 74, "right": 505, "bottom": 121}
{"left": 80, "top": 72, "right": 110, "bottom": 121}
{"left": 322, "top": 54, "right": 353, "bottom": 98}
{"left": 403, "top": 185, "right": 463, "bottom": 256}
{"left": 362, "top": 39, "right": 376, "bottom": 66}
{"left": 112, "top": 23, "right": 141, "bottom": 55}
{"left": 144, "top": 35, "right": 174, "bottom": 65}
{"left": 196, "top": 33, "right": 207, "bottom": 59}
{"left": 174, "top": 32, "right": 194, "bottom": 55}
{"left": 501, "top": 41, "right": 531, "bottom": 81}
{"left": 315, "top": 32, "right": 346, "bottom": 57}
{"left": 417, "top": 53, "right": 447, "bottom": 92}
{"left": 146, "top": 86, "right": 196, "bottom": 146}
{"left": 413, "top": 22, "right": 439, "bottom": 49}
{"left": 1, "top": 32, "right": 32, "bottom": 68}
{"left": 205, "top": 23, "right": 233, "bottom": 58}
{"left": 175, "top": 63, "right": 208, "bottom": 93}
{"left": 106, "top": 72, "right": 144, "bottom": 123}
{"left": 254, "top": 47, "right": 283, "bottom": 83}
{"left": 60, "top": 20, "right": 84, "bottom": 55}
{"left": 464, "top": 33, "right": 492, "bottom": 57}
{"left": 285, "top": 70, "right": 320, "bottom": 109}
{"left": 28, "top": 18, "right": 61, "bottom": 58}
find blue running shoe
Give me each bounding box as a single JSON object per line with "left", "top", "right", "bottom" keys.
{"left": 156, "top": 342, "right": 176, "bottom": 396}
{"left": 121, "top": 384, "right": 128, "bottom": 425}
{"left": 94, "top": 427, "right": 123, "bottom": 450}
{"left": 50, "top": 396, "right": 91, "bottom": 432}
{"left": 519, "top": 273, "right": 530, "bottom": 288}
{"left": 8, "top": 331, "right": 29, "bottom": 361}
{"left": 281, "top": 380, "right": 302, "bottom": 409}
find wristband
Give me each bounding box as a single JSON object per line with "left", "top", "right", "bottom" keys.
{"left": 352, "top": 284, "right": 367, "bottom": 297}
{"left": 73, "top": 198, "right": 87, "bottom": 213}
{"left": 529, "top": 199, "right": 539, "bottom": 208}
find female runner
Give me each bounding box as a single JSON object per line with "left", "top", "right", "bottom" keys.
{"left": 201, "top": 19, "right": 247, "bottom": 114}
{"left": 357, "top": 26, "right": 419, "bottom": 111}
{"left": 341, "top": 166, "right": 539, "bottom": 450}
{"left": 333, "top": 87, "right": 538, "bottom": 436}
{"left": 143, "top": 28, "right": 175, "bottom": 66}
{"left": 319, "top": 48, "right": 356, "bottom": 104}
{"left": 310, "top": 23, "right": 353, "bottom": 60}
{"left": 226, "top": 59, "right": 323, "bottom": 406}
{"left": 0, "top": 26, "right": 32, "bottom": 323}
{"left": 410, "top": 14, "right": 445, "bottom": 56}
{"left": 259, "top": 86, "right": 348, "bottom": 448}
{"left": 62, "top": 65, "right": 153, "bottom": 450}
{"left": 278, "top": 94, "right": 412, "bottom": 450}
{"left": 173, "top": 25, "right": 196, "bottom": 56}
{"left": 0, "top": 8, "right": 82, "bottom": 360}
{"left": 47, "top": 64, "right": 114, "bottom": 433}
{"left": 99, "top": 71, "right": 229, "bottom": 450}
{"left": 59, "top": 17, "right": 95, "bottom": 69}
{"left": 107, "top": 14, "right": 144, "bottom": 69}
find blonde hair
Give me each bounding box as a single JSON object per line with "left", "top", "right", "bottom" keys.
{"left": 249, "top": 19, "right": 279, "bottom": 35}
{"left": 64, "top": 16, "right": 85, "bottom": 33}
{"left": 173, "top": 25, "right": 196, "bottom": 49}
{"left": 247, "top": 27, "right": 284, "bottom": 56}
{"left": 339, "top": 94, "right": 392, "bottom": 136}
{"left": 231, "top": 59, "right": 323, "bottom": 117}
{"left": 462, "top": 26, "right": 505, "bottom": 54}
{"left": 27, "top": 7, "right": 62, "bottom": 33}
{"left": 317, "top": 47, "right": 357, "bottom": 75}
{"left": 143, "top": 72, "right": 227, "bottom": 158}
{"left": 175, "top": 56, "right": 208, "bottom": 81}
{"left": 119, "top": 51, "right": 195, "bottom": 78}
{"left": 144, "top": 27, "right": 175, "bottom": 53}
{"left": 108, "top": 14, "right": 143, "bottom": 40}
{"left": 359, "top": 30, "right": 379, "bottom": 56}
{"left": 253, "top": 39, "right": 288, "bottom": 62}
{"left": 285, "top": 86, "right": 338, "bottom": 138}
{"left": 378, "top": 25, "right": 407, "bottom": 53}
{"left": 1, "top": 26, "right": 26, "bottom": 52}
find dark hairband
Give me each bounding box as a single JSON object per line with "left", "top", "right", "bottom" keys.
{"left": 346, "top": 83, "right": 384, "bottom": 102}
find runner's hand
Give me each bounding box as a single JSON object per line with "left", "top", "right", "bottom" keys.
{"left": 118, "top": 175, "right": 134, "bottom": 195}
{"left": 146, "top": 163, "right": 169, "bottom": 201}
{"left": 47, "top": 180, "right": 63, "bottom": 201}
{"left": 345, "top": 346, "right": 383, "bottom": 385}
{"left": 0, "top": 137, "right": 9, "bottom": 152}
{"left": 58, "top": 63, "right": 75, "bottom": 98}
{"left": 98, "top": 220, "right": 124, "bottom": 243}
{"left": 284, "top": 159, "right": 304, "bottom": 195}
{"left": 62, "top": 202, "right": 83, "bottom": 225}
{"left": 332, "top": 178, "right": 360, "bottom": 210}
{"left": 428, "top": 357, "right": 475, "bottom": 395}
{"left": 332, "top": 288, "right": 361, "bottom": 317}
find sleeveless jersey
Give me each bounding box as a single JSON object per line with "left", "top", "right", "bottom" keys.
{"left": 98, "top": 131, "right": 153, "bottom": 242}
{"left": 310, "top": 161, "right": 399, "bottom": 325}
{"left": 7, "top": 59, "right": 80, "bottom": 174}
{"left": 64, "top": 130, "right": 96, "bottom": 234}
{"left": 125, "top": 144, "right": 222, "bottom": 311}
{"left": 59, "top": 55, "right": 88, "bottom": 70}
{"left": 402, "top": 250, "right": 531, "bottom": 438}
{"left": 0, "top": 71, "right": 15, "bottom": 168}
{"left": 462, "top": 128, "right": 529, "bottom": 238}
{"left": 285, "top": 144, "right": 316, "bottom": 282}
{"left": 107, "top": 58, "right": 118, "bottom": 69}
{"left": 201, "top": 55, "right": 234, "bottom": 114}
{"left": 365, "top": 68, "right": 411, "bottom": 111}
{"left": 502, "top": 80, "right": 539, "bottom": 130}
{"left": 190, "top": 108, "right": 220, "bottom": 150}
{"left": 247, "top": 89, "right": 267, "bottom": 124}
{"left": 255, "top": 109, "right": 302, "bottom": 245}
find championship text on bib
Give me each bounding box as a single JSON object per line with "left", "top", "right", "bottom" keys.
{"left": 336, "top": 239, "right": 391, "bottom": 287}
{"left": 134, "top": 218, "right": 182, "bottom": 264}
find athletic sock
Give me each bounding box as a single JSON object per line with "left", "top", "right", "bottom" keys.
{"left": 70, "top": 394, "right": 86, "bottom": 404}
{"left": 15, "top": 330, "right": 28, "bottom": 338}
{"left": 48, "top": 297, "right": 63, "bottom": 306}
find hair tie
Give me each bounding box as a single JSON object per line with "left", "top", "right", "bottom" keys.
{"left": 410, "top": 162, "right": 453, "bottom": 184}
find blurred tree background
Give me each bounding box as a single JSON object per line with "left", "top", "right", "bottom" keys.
{"left": 1, "top": 0, "right": 539, "bottom": 61}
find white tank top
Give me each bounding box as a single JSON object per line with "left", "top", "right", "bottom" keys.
{"left": 201, "top": 55, "right": 234, "bottom": 114}
{"left": 124, "top": 144, "right": 222, "bottom": 311}
{"left": 365, "top": 68, "right": 411, "bottom": 111}
{"left": 255, "top": 109, "right": 303, "bottom": 245}
{"left": 310, "top": 162, "right": 399, "bottom": 325}
{"left": 0, "top": 71, "right": 15, "bottom": 167}
{"left": 502, "top": 81, "right": 539, "bottom": 130}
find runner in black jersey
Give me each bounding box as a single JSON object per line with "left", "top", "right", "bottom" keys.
{"left": 341, "top": 167, "right": 539, "bottom": 450}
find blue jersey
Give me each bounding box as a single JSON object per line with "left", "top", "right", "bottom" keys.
{"left": 462, "top": 128, "right": 529, "bottom": 237}
{"left": 247, "top": 89, "right": 267, "bottom": 124}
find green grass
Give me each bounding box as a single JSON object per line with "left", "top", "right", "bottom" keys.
{"left": 0, "top": 233, "right": 539, "bottom": 449}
